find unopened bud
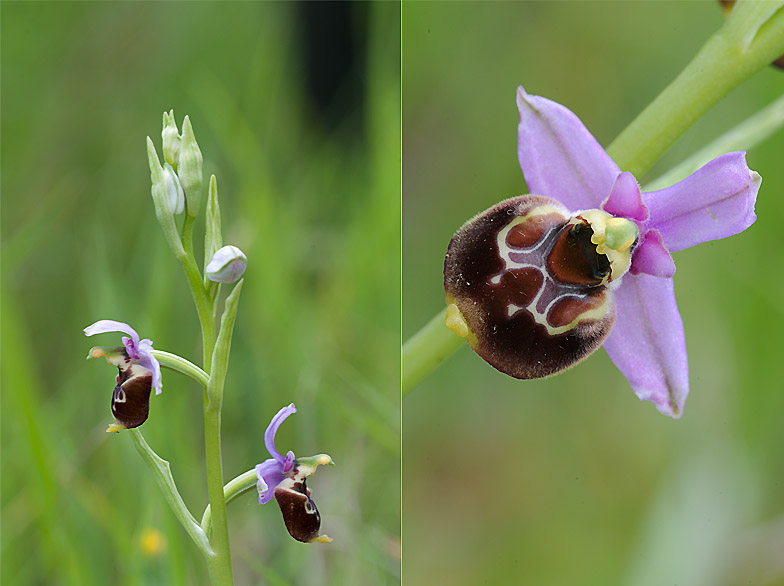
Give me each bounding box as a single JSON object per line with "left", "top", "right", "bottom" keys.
{"left": 178, "top": 116, "right": 203, "bottom": 218}
{"left": 147, "top": 137, "right": 185, "bottom": 256}
{"left": 162, "top": 163, "right": 185, "bottom": 215}
{"left": 206, "top": 245, "right": 247, "bottom": 283}
{"left": 161, "top": 110, "right": 181, "bottom": 167}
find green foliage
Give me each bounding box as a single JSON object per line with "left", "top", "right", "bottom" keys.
{"left": 1, "top": 3, "right": 400, "bottom": 585}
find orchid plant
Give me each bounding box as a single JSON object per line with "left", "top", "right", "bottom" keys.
{"left": 84, "top": 113, "right": 333, "bottom": 585}
{"left": 403, "top": 1, "right": 784, "bottom": 418}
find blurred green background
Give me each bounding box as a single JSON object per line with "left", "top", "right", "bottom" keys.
{"left": 2, "top": 2, "right": 400, "bottom": 585}
{"left": 403, "top": 2, "right": 784, "bottom": 585}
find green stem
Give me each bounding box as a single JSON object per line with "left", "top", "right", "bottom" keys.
{"left": 200, "top": 469, "right": 258, "bottom": 539}
{"left": 608, "top": 0, "right": 784, "bottom": 176}
{"left": 151, "top": 349, "right": 209, "bottom": 387}
{"left": 178, "top": 214, "right": 216, "bottom": 371}
{"left": 644, "top": 93, "right": 784, "bottom": 192}
{"left": 202, "top": 410, "right": 233, "bottom": 585}
{"left": 202, "top": 280, "right": 243, "bottom": 585}
{"left": 207, "top": 281, "right": 243, "bottom": 405}
{"left": 179, "top": 207, "right": 234, "bottom": 584}
{"left": 402, "top": 308, "right": 464, "bottom": 396}
{"left": 402, "top": 4, "right": 784, "bottom": 395}
{"left": 128, "top": 429, "right": 213, "bottom": 558}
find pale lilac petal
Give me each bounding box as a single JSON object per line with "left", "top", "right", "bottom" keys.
{"left": 603, "top": 274, "right": 688, "bottom": 418}
{"left": 630, "top": 230, "right": 676, "bottom": 278}
{"left": 83, "top": 320, "right": 141, "bottom": 347}
{"left": 643, "top": 152, "right": 759, "bottom": 253}
{"left": 602, "top": 172, "right": 648, "bottom": 221}
{"left": 283, "top": 450, "right": 295, "bottom": 474}
{"left": 255, "top": 459, "right": 285, "bottom": 504}
{"left": 517, "top": 86, "right": 619, "bottom": 210}
{"left": 265, "top": 403, "right": 297, "bottom": 464}
{"left": 136, "top": 341, "right": 163, "bottom": 395}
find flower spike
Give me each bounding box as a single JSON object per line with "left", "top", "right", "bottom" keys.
{"left": 444, "top": 87, "right": 760, "bottom": 417}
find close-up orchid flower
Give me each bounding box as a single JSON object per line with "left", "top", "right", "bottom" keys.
{"left": 444, "top": 87, "right": 760, "bottom": 418}
{"left": 84, "top": 319, "right": 163, "bottom": 431}
{"left": 403, "top": 2, "right": 784, "bottom": 583}
{"left": 255, "top": 403, "right": 334, "bottom": 544}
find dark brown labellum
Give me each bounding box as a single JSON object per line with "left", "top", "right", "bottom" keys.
{"left": 110, "top": 360, "right": 153, "bottom": 429}
{"left": 274, "top": 469, "right": 322, "bottom": 543}
{"left": 444, "top": 195, "right": 616, "bottom": 379}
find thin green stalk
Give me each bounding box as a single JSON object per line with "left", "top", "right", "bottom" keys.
{"left": 402, "top": 308, "right": 464, "bottom": 396}
{"left": 645, "top": 93, "right": 784, "bottom": 191}
{"left": 608, "top": 0, "right": 784, "bottom": 176}
{"left": 176, "top": 248, "right": 216, "bottom": 371}
{"left": 178, "top": 209, "right": 234, "bottom": 584}
{"left": 181, "top": 212, "right": 197, "bottom": 265}
{"left": 201, "top": 280, "right": 244, "bottom": 585}
{"left": 402, "top": 5, "right": 784, "bottom": 395}
{"left": 151, "top": 349, "right": 209, "bottom": 387}
{"left": 200, "top": 469, "right": 258, "bottom": 539}
{"left": 202, "top": 407, "right": 233, "bottom": 585}
{"left": 128, "top": 429, "right": 213, "bottom": 559}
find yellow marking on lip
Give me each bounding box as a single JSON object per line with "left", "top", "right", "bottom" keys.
{"left": 310, "top": 535, "right": 333, "bottom": 543}
{"left": 106, "top": 423, "right": 127, "bottom": 433}
{"left": 445, "top": 303, "right": 469, "bottom": 338}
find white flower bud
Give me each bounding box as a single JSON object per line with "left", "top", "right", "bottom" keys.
{"left": 146, "top": 137, "right": 184, "bottom": 256}
{"left": 206, "top": 245, "right": 247, "bottom": 283}
{"left": 178, "top": 116, "right": 203, "bottom": 219}
{"left": 162, "top": 163, "right": 185, "bottom": 215}
{"left": 161, "top": 110, "right": 181, "bottom": 167}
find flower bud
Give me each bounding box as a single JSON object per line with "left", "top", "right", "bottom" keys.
{"left": 161, "top": 110, "right": 181, "bottom": 167}
{"left": 163, "top": 163, "right": 185, "bottom": 215}
{"left": 147, "top": 137, "right": 185, "bottom": 256}
{"left": 206, "top": 245, "right": 247, "bottom": 283}
{"left": 178, "top": 116, "right": 203, "bottom": 219}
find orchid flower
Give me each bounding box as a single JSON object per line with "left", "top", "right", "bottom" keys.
{"left": 255, "top": 403, "right": 334, "bottom": 543}
{"left": 444, "top": 87, "right": 760, "bottom": 418}
{"left": 84, "top": 320, "right": 162, "bottom": 431}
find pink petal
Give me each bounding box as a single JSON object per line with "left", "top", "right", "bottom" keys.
{"left": 517, "top": 86, "right": 620, "bottom": 211}
{"left": 630, "top": 230, "right": 676, "bottom": 278}
{"left": 136, "top": 341, "right": 163, "bottom": 395}
{"left": 83, "top": 320, "right": 140, "bottom": 347}
{"left": 265, "top": 403, "right": 297, "bottom": 464}
{"left": 255, "top": 458, "right": 285, "bottom": 505}
{"left": 643, "top": 152, "right": 759, "bottom": 253}
{"left": 602, "top": 172, "right": 648, "bottom": 221}
{"left": 603, "top": 273, "right": 688, "bottom": 418}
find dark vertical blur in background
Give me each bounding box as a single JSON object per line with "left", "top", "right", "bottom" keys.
{"left": 1, "top": 2, "right": 400, "bottom": 585}
{"left": 298, "top": 1, "right": 368, "bottom": 138}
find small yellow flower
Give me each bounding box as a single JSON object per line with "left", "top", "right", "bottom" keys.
{"left": 140, "top": 528, "right": 166, "bottom": 557}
